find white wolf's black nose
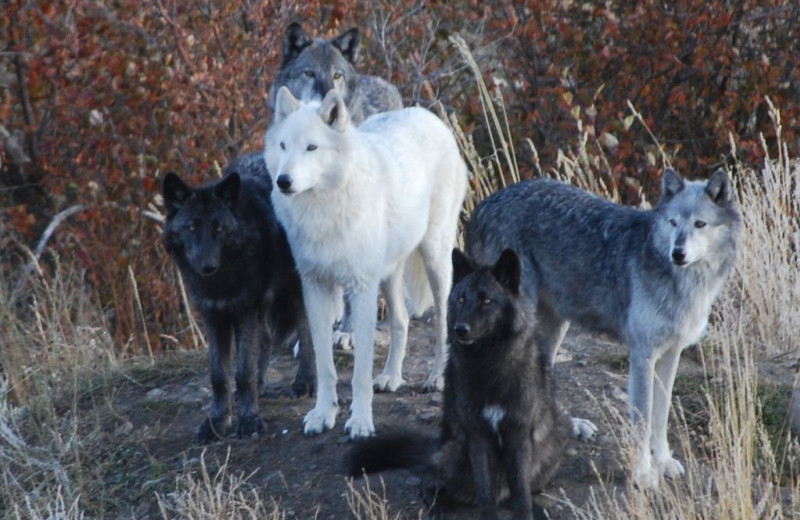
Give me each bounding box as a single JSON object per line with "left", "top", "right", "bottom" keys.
{"left": 276, "top": 174, "right": 293, "bottom": 193}
{"left": 672, "top": 248, "right": 687, "bottom": 266}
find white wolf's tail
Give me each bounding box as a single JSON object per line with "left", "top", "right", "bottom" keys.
{"left": 403, "top": 250, "right": 433, "bottom": 318}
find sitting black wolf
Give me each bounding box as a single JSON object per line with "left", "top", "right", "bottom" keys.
{"left": 347, "top": 249, "right": 569, "bottom": 520}
{"left": 162, "top": 171, "right": 313, "bottom": 443}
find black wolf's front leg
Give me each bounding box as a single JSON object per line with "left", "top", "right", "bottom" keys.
{"left": 503, "top": 432, "right": 533, "bottom": 520}
{"left": 468, "top": 436, "right": 498, "bottom": 520}
{"left": 234, "top": 310, "right": 265, "bottom": 438}
{"left": 198, "top": 311, "right": 233, "bottom": 443}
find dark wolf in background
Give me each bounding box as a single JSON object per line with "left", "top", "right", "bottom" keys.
{"left": 465, "top": 168, "right": 740, "bottom": 488}
{"left": 162, "top": 171, "right": 314, "bottom": 443}
{"left": 347, "top": 249, "right": 569, "bottom": 520}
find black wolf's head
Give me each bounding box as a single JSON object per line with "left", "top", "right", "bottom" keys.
{"left": 448, "top": 249, "right": 528, "bottom": 349}
{"left": 162, "top": 172, "right": 243, "bottom": 278}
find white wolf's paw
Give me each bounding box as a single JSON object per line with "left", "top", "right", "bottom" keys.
{"left": 302, "top": 404, "right": 338, "bottom": 435}
{"left": 332, "top": 330, "right": 354, "bottom": 351}
{"left": 422, "top": 372, "right": 445, "bottom": 393}
{"left": 659, "top": 456, "right": 685, "bottom": 479}
{"left": 344, "top": 413, "right": 375, "bottom": 439}
{"left": 571, "top": 417, "right": 598, "bottom": 440}
{"left": 373, "top": 373, "right": 405, "bottom": 393}
{"left": 633, "top": 456, "right": 660, "bottom": 490}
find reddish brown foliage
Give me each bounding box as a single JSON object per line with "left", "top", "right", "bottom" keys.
{"left": 2, "top": 0, "right": 797, "bottom": 354}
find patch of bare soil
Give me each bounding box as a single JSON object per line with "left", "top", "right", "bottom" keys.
{"left": 97, "top": 316, "right": 797, "bottom": 519}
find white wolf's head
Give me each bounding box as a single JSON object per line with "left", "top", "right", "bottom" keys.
{"left": 654, "top": 168, "right": 740, "bottom": 269}
{"left": 265, "top": 86, "right": 352, "bottom": 196}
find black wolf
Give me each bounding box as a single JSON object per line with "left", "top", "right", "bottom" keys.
{"left": 162, "top": 171, "right": 313, "bottom": 443}
{"left": 347, "top": 249, "right": 569, "bottom": 520}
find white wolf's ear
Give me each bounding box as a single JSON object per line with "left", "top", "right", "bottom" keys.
{"left": 492, "top": 249, "right": 521, "bottom": 295}
{"left": 282, "top": 22, "right": 313, "bottom": 67}
{"left": 661, "top": 168, "right": 684, "bottom": 198}
{"left": 451, "top": 249, "right": 475, "bottom": 285}
{"left": 162, "top": 172, "right": 192, "bottom": 217}
{"left": 331, "top": 27, "right": 360, "bottom": 63}
{"left": 706, "top": 168, "right": 733, "bottom": 204}
{"left": 274, "top": 86, "right": 301, "bottom": 125}
{"left": 318, "top": 89, "right": 349, "bottom": 132}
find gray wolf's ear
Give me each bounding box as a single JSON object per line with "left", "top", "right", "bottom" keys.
{"left": 661, "top": 168, "right": 684, "bottom": 199}
{"left": 452, "top": 249, "right": 475, "bottom": 285}
{"left": 706, "top": 169, "right": 733, "bottom": 205}
{"left": 318, "top": 89, "right": 349, "bottom": 131}
{"left": 492, "top": 249, "right": 521, "bottom": 295}
{"left": 282, "top": 22, "right": 313, "bottom": 67}
{"left": 275, "top": 86, "right": 301, "bottom": 125}
{"left": 331, "top": 27, "right": 360, "bottom": 63}
{"left": 216, "top": 172, "right": 241, "bottom": 210}
{"left": 162, "top": 172, "right": 192, "bottom": 217}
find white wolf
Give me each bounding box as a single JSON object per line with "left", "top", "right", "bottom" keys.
{"left": 266, "top": 86, "right": 468, "bottom": 437}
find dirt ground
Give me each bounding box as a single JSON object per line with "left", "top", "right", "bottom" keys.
{"left": 100, "top": 314, "right": 796, "bottom": 519}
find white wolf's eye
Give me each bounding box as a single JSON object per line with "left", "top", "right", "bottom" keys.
{"left": 669, "top": 218, "right": 678, "bottom": 227}
{"left": 307, "top": 144, "right": 317, "bottom": 152}
{"left": 694, "top": 220, "right": 707, "bottom": 228}
{"left": 280, "top": 142, "right": 286, "bottom": 150}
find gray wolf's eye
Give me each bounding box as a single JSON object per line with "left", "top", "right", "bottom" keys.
{"left": 333, "top": 71, "right": 342, "bottom": 80}
{"left": 304, "top": 70, "right": 314, "bottom": 77}
{"left": 280, "top": 142, "right": 286, "bottom": 150}
{"left": 307, "top": 144, "right": 317, "bottom": 152}
{"left": 669, "top": 218, "right": 678, "bottom": 227}
{"left": 694, "top": 220, "right": 706, "bottom": 229}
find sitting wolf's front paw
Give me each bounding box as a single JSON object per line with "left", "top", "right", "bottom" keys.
{"left": 571, "top": 417, "right": 598, "bottom": 440}
{"left": 236, "top": 413, "right": 265, "bottom": 439}
{"left": 197, "top": 416, "right": 231, "bottom": 444}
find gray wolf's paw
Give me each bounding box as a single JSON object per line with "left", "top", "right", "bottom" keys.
{"left": 571, "top": 417, "right": 598, "bottom": 440}
{"left": 345, "top": 412, "right": 375, "bottom": 439}
{"left": 303, "top": 404, "right": 338, "bottom": 435}
{"left": 659, "top": 455, "right": 685, "bottom": 479}
{"left": 236, "top": 414, "right": 265, "bottom": 439}
{"left": 633, "top": 455, "right": 660, "bottom": 490}
{"left": 373, "top": 373, "right": 404, "bottom": 393}
{"left": 197, "top": 416, "right": 231, "bottom": 444}
{"left": 333, "top": 330, "right": 354, "bottom": 350}
{"left": 422, "top": 373, "right": 445, "bottom": 393}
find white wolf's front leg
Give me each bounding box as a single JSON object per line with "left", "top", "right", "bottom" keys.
{"left": 345, "top": 285, "right": 379, "bottom": 438}
{"left": 301, "top": 280, "right": 340, "bottom": 435}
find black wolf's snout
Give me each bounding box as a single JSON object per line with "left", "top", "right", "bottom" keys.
{"left": 453, "top": 323, "right": 471, "bottom": 341}
{"left": 200, "top": 260, "right": 220, "bottom": 276}
{"left": 276, "top": 174, "right": 293, "bottom": 193}
{"left": 671, "top": 247, "right": 687, "bottom": 266}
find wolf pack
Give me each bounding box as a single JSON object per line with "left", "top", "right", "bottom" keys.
{"left": 161, "top": 22, "right": 741, "bottom": 519}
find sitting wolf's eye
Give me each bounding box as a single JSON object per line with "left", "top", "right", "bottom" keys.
{"left": 457, "top": 297, "right": 465, "bottom": 305}
{"left": 280, "top": 142, "right": 286, "bottom": 150}
{"left": 694, "top": 220, "right": 706, "bottom": 229}
{"left": 307, "top": 144, "right": 317, "bottom": 151}
{"left": 669, "top": 218, "right": 678, "bottom": 227}
{"left": 189, "top": 224, "right": 197, "bottom": 232}
{"left": 304, "top": 70, "right": 314, "bottom": 77}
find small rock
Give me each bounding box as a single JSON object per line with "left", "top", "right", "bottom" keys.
{"left": 405, "top": 476, "right": 422, "bottom": 487}
{"left": 145, "top": 388, "right": 166, "bottom": 401}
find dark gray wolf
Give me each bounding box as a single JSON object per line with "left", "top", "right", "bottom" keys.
{"left": 465, "top": 168, "right": 741, "bottom": 488}
{"left": 162, "top": 171, "right": 314, "bottom": 443}
{"left": 347, "top": 249, "right": 569, "bottom": 520}
{"left": 269, "top": 22, "right": 403, "bottom": 125}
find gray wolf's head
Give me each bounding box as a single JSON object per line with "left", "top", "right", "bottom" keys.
{"left": 162, "top": 172, "right": 242, "bottom": 277}
{"left": 448, "top": 249, "right": 531, "bottom": 348}
{"left": 266, "top": 86, "right": 352, "bottom": 196}
{"left": 655, "top": 168, "right": 741, "bottom": 268}
{"left": 268, "top": 23, "right": 360, "bottom": 115}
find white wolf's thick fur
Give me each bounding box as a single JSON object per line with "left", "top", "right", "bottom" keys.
{"left": 267, "top": 87, "right": 467, "bottom": 437}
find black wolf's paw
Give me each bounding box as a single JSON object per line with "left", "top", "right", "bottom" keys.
{"left": 291, "top": 375, "right": 315, "bottom": 398}
{"left": 197, "top": 417, "right": 230, "bottom": 444}
{"left": 236, "top": 414, "right": 265, "bottom": 439}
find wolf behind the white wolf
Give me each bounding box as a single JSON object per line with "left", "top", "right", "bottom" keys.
{"left": 266, "top": 87, "right": 467, "bottom": 438}
{"left": 465, "top": 169, "right": 740, "bottom": 488}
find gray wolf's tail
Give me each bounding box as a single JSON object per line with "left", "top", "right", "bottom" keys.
{"left": 404, "top": 250, "right": 433, "bottom": 318}
{"left": 346, "top": 430, "right": 438, "bottom": 477}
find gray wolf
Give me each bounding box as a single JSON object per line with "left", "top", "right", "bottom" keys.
{"left": 162, "top": 171, "right": 314, "bottom": 443}
{"left": 347, "top": 249, "right": 569, "bottom": 520}
{"left": 269, "top": 22, "right": 403, "bottom": 125}
{"left": 465, "top": 168, "right": 741, "bottom": 488}
{"left": 266, "top": 87, "right": 468, "bottom": 438}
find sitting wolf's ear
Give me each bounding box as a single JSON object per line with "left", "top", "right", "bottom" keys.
{"left": 331, "top": 27, "right": 361, "bottom": 64}
{"left": 706, "top": 169, "right": 733, "bottom": 205}
{"left": 661, "top": 168, "right": 684, "bottom": 199}
{"left": 319, "top": 89, "right": 349, "bottom": 131}
{"left": 451, "top": 249, "right": 475, "bottom": 285}
{"left": 282, "top": 22, "right": 313, "bottom": 67}
{"left": 274, "top": 86, "right": 301, "bottom": 124}
{"left": 216, "top": 172, "right": 241, "bottom": 209}
{"left": 492, "top": 249, "right": 521, "bottom": 295}
{"left": 162, "top": 172, "right": 192, "bottom": 217}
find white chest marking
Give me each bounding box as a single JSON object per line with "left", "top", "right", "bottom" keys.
{"left": 482, "top": 404, "right": 506, "bottom": 433}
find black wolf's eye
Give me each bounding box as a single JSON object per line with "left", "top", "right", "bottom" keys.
{"left": 694, "top": 220, "right": 706, "bottom": 229}
{"left": 189, "top": 224, "right": 197, "bottom": 232}
{"left": 457, "top": 296, "right": 465, "bottom": 305}
{"left": 307, "top": 144, "right": 317, "bottom": 152}
{"left": 669, "top": 218, "right": 678, "bottom": 227}
{"left": 333, "top": 71, "right": 342, "bottom": 80}
{"left": 304, "top": 70, "right": 314, "bottom": 78}
{"left": 280, "top": 142, "right": 286, "bottom": 150}
{"left": 482, "top": 298, "right": 493, "bottom": 306}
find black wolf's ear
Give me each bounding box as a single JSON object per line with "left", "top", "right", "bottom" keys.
{"left": 282, "top": 22, "right": 313, "bottom": 67}
{"left": 331, "top": 27, "right": 360, "bottom": 63}
{"left": 706, "top": 168, "right": 733, "bottom": 205}
{"left": 274, "top": 86, "right": 301, "bottom": 124}
{"left": 319, "top": 89, "right": 349, "bottom": 131}
{"left": 451, "top": 249, "right": 475, "bottom": 285}
{"left": 162, "top": 172, "right": 192, "bottom": 217}
{"left": 661, "top": 168, "right": 684, "bottom": 199}
{"left": 216, "top": 172, "right": 241, "bottom": 209}
{"left": 491, "top": 249, "right": 521, "bottom": 295}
